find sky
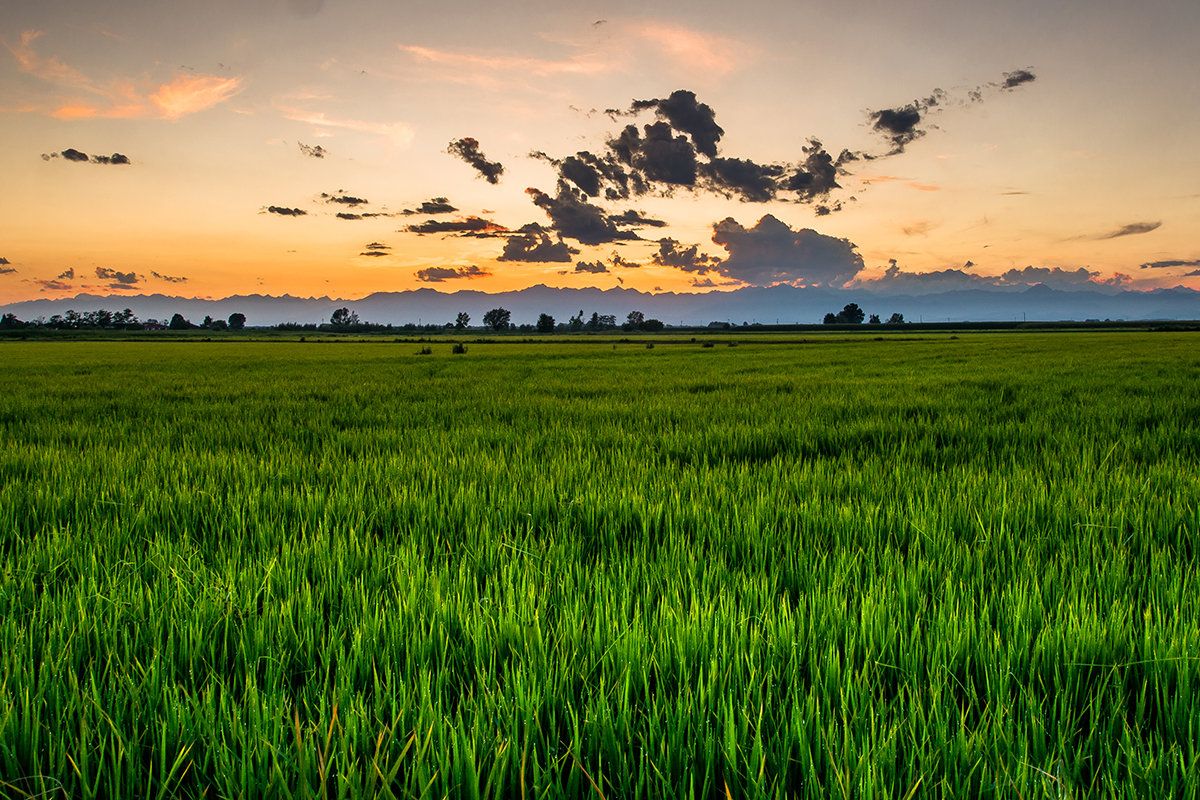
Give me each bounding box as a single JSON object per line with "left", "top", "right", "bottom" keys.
{"left": 1, "top": 0, "right": 1198, "bottom": 304}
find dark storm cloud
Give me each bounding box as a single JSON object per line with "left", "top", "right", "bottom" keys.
{"left": 617, "top": 121, "right": 699, "bottom": 187}
{"left": 618, "top": 90, "right": 725, "bottom": 158}
{"left": 448, "top": 137, "right": 505, "bottom": 184}
{"left": 709, "top": 215, "right": 864, "bottom": 287}
{"left": 403, "top": 216, "right": 507, "bottom": 234}
{"left": 415, "top": 265, "right": 490, "bottom": 282}
{"left": 533, "top": 148, "right": 641, "bottom": 201}
{"left": 1091, "top": 221, "right": 1162, "bottom": 240}
{"left": 95, "top": 267, "right": 140, "bottom": 285}
{"left": 609, "top": 209, "right": 667, "bottom": 228}
{"left": 321, "top": 192, "right": 368, "bottom": 206}
{"left": 1001, "top": 69, "right": 1037, "bottom": 89}
{"left": 496, "top": 225, "right": 579, "bottom": 262}
{"left": 151, "top": 271, "right": 188, "bottom": 283}
{"left": 298, "top": 142, "right": 328, "bottom": 158}
{"left": 265, "top": 206, "right": 307, "bottom": 216}
{"left": 526, "top": 187, "right": 640, "bottom": 246}
{"left": 401, "top": 197, "right": 458, "bottom": 215}
{"left": 1140, "top": 258, "right": 1200, "bottom": 269}
{"left": 650, "top": 239, "right": 721, "bottom": 273}
{"left": 573, "top": 260, "right": 609, "bottom": 274}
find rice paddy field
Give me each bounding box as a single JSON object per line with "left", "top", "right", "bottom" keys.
{"left": 0, "top": 332, "right": 1198, "bottom": 798}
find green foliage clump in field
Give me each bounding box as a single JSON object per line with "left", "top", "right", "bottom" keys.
{"left": 0, "top": 333, "right": 1197, "bottom": 798}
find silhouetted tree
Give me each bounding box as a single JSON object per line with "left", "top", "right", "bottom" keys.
{"left": 887, "top": 312, "right": 905, "bottom": 324}
{"left": 0, "top": 313, "right": 24, "bottom": 329}
{"left": 483, "top": 307, "right": 511, "bottom": 331}
{"left": 642, "top": 318, "right": 664, "bottom": 331}
{"left": 869, "top": 314, "right": 881, "bottom": 324}
{"left": 228, "top": 312, "right": 246, "bottom": 330}
{"left": 536, "top": 313, "right": 555, "bottom": 333}
{"left": 455, "top": 312, "right": 470, "bottom": 330}
{"left": 169, "top": 313, "right": 194, "bottom": 330}
{"left": 823, "top": 313, "right": 837, "bottom": 325}
{"left": 824, "top": 304, "right": 865, "bottom": 324}
{"left": 627, "top": 311, "right": 644, "bottom": 327}
{"left": 331, "top": 307, "right": 359, "bottom": 326}
{"left": 202, "top": 315, "right": 214, "bottom": 328}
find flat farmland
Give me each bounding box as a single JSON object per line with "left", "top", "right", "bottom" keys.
{"left": 0, "top": 333, "right": 1197, "bottom": 798}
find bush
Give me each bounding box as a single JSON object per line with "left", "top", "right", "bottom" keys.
{"left": 417, "top": 346, "right": 433, "bottom": 355}
{"left": 452, "top": 343, "right": 468, "bottom": 354}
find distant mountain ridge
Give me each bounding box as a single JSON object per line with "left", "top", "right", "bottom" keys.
{"left": 3, "top": 284, "right": 1199, "bottom": 328}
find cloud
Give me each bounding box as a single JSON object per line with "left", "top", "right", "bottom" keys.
{"left": 650, "top": 238, "right": 721, "bottom": 272}
{"left": 902, "top": 220, "right": 939, "bottom": 236}
{"left": 1089, "top": 221, "right": 1162, "bottom": 240}
{"left": 496, "top": 225, "right": 579, "bottom": 262}
{"left": 709, "top": 215, "right": 864, "bottom": 287}
{"left": 57, "top": 269, "right": 75, "bottom": 279}
{"left": 415, "top": 265, "right": 490, "bottom": 282}
{"left": 700, "top": 157, "right": 783, "bottom": 203}
{"left": 61, "top": 148, "right": 89, "bottom": 162}
{"left": 997, "top": 266, "right": 1095, "bottom": 286}
{"left": 95, "top": 267, "right": 139, "bottom": 285}
{"left": 868, "top": 94, "right": 943, "bottom": 155}
{"left": 151, "top": 271, "right": 188, "bottom": 283}
{"left": 784, "top": 142, "right": 843, "bottom": 203}
{"left": 402, "top": 197, "right": 457, "bottom": 215}
{"left": 359, "top": 242, "right": 392, "bottom": 257}
{"left": 265, "top": 206, "right": 307, "bottom": 216}
{"left": 404, "top": 216, "right": 507, "bottom": 234}
{"left": 1184, "top": 270, "right": 1200, "bottom": 277}
{"left": 281, "top": 109, "right": 414, "bottom": 146}
{"left": 526, "top": 186, "right": 640, "bottom": 245}
{"left": 1140, "top": 258, "right": 1200, "bottom": 269}
{"left": 337, "top": 212, "right": 363, "bottom": 220}
{"left": 620, "top": 90, "right": 725, "bottom": 158}
{"left": 321, "top": 191, "right": 368, "bottom": 206}
{"left": 150, "top": 75, "right": 243, "bottom": 119}
{"left": 35, "top": 279, "right": 72, "bottom": 291}
{"left": 0, "top": 258, "right": 14, "bottom": 274}
{"left": 573, "top": 260, "right": 609, "bottom": 274}
{"left": 298, "top": 142, "right": 328, "bottom": 158}
{"left": 1001, "top": 69, "right": 1037, "bottom": 89}
{"left": 448, "top": 137, "right": 505, "bottom": 184}
{"left": 609, "top": 209, "right": 667, "bottom": 228}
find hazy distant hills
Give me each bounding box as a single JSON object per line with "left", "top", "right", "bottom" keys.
{"left": 3, "top": 284, "right": 1199, "bottom": 328}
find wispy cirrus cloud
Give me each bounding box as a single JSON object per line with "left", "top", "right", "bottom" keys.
{"left": 4, "top": 30, "right": 243, "bottom": 120}
{"left": 279, "top": 108, "right": 414, "bottom": 146}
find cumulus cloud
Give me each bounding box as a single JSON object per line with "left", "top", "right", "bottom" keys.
{"left": 415, "top": 265, "right": 490, "bottom": 282}
{"left": 321, "top": 191, "right": 368, "bottom": 206}
{"left": 651, "top": 238, "right": 722, "bottom": 272}
{"left": 337, "top": 212, "right": 363, "bottom": 220}
{"left": 35, "top": 279, "right": 73, "bottom": 291}
{"left": 0, "top": 258, "right": 14, "bottom": 274}
{"left": 1140, "top": 258, "right": 1200, "bottom": 269}
{"left": 526, "top": 186, "right": 639, "bottom": 245}
{"left": 404, "top": 216, "right": 507, "bottom": 234}
{"left": 298, "top": 142, "right": 328, "bottom": 158}
{"left": 265, "top": 206, "right": 307, "bottom": 216}
{"left": 496, "top": 224, "right": 579, "bottom": 262}
{"left": 869, "top": 93, "right": 943, "bottom": 154}
{"left": 95, "top": 267, "right": 140, "bottom": 285}
{"left": 573, "top": 260, "right": 609, "bottom": 274}
{"left": 61, "top": 148, "right": 89, "bottom": 162}
{"left": 1001, "top": 69, "right": 1037, "bottom": 89}
{"left": 708, "top": 215, "right": 864, "bottom": 287}
{"left": 998, "top": 266, "right": 1095, "bottom": 286}
{"left": 617, "top": 90, "right": 725, "bottom": 157}
{"left": 57, "top": 268, "right": 75, "bottom": 279}
{"left": 151, "top": 271, "right": 188, "bottom": 283}
{"left": 402, "top": 197, "right": 458, "bottom": 215}
{"left": 448, "top": 137, "right": 505, "bottom": 184}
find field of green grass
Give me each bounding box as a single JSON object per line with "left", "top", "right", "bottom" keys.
{"left": 1, "top": 333, "right": 1197, "bottom": 798}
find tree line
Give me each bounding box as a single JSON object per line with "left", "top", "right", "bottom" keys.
{"left": 0, "top": 310, "right": 247, "bottom": 331}
{"left": 822, "top": 303, "right": 905, "bottom": 325}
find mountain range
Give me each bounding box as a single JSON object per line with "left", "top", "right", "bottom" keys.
{"left": 3, "top": 284, "right": 1199, "bottom": 328}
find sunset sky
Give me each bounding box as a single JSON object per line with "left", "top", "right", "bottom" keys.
{"left": 2, "top": 0, "right": 1198, "bottom": 303}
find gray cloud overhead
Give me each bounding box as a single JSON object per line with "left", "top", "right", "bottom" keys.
{"left": 42, "top": 149, "right": 130, "bottom": 164}
{"left": 404, "top": 216, "right": 507, "bottom": 234}
{"left": 402, "top": 197, "right": 458, "bottom": 215}
{"left": 265, "top": 206, "right": 307, "bottom": 216}
{"left": 298, "top": 142, "right": 328, "bottom": 158}
{"left": 526, "top": 187, "right": 640, "bottom": 245}
{"left": 1091, "top": 222, "right": 1162, "bottom": 240}
{"left": 95, "top": 267, "right": 140, "bottom": 285}
{"left": 496, "top": 224, "right": 579, "bottom": 262}
{"left": 151, "top": 271, "right": 188, "bottom": 283}
{"left": 573, "top": 260, "right": 609, "bottom": 273}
